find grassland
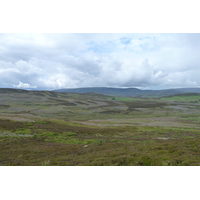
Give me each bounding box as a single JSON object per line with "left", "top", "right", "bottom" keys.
{"left": 0, "top": 89, "right": 200, "bottom": 166}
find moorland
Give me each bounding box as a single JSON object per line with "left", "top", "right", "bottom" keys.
{"left": 0, "top": 88, "right": 200, "bottom": 166}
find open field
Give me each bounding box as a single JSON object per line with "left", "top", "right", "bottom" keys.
{"left": 0, "top": 89, "right": 200, "bottom": 165}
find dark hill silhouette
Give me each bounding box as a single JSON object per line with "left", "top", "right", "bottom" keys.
{"left": 54, "top": 87, "right": 200, "bottom": 97}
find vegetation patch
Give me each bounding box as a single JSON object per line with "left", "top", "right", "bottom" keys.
{"left": 0, "top": 105, "right": 10, "bottom": 109}
{"left": 15, "top": 128, "right": 32, "bottom": 135}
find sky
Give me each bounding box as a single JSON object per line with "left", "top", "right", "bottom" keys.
{"left": 0, "top": 33, "right": 200, "bottom": 90}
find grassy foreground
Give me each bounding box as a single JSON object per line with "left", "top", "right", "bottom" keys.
{"left": 0, "top": 89, "right": 200, "bottom": 166}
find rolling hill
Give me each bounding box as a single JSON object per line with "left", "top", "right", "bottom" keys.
{"left": 54, "top": 87, "right": 200, "bottom": 97}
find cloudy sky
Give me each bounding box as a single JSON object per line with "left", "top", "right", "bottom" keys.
{"left": 0, "top": 33, "right": 200, "bottom": 90}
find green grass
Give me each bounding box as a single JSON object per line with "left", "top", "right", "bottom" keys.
{"left": 15, "top": 128, "right": 32, "bottom": 135}
{"left": 107, "top": 97, "right": 142, "bottom": 101}
{"left": 161, "top": 94, "right": 200, "bottom": 102}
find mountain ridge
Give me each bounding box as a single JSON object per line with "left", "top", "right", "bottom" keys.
{"left": 1, "top": 87, "right": 200, "bottom": 97}
{"left": 53, "top": 87, "right": 200, "bottom": 97}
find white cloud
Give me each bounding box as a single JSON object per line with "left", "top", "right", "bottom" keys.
{"left": 0, "top": 33, "right": 200, "bottom": 90}
{"left": 13, "top": 81, "right": 37, "bottom": 89}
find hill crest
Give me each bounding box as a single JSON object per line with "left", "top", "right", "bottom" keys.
{"left": 1, "top": 87, "right": 200, "bottom": 97}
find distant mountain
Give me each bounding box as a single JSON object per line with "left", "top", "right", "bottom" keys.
{"left": 1, "top": 87, "right": 200, "bottom": 98}
{"left": 54, "top": 87, "right": 200, "bottom": 97}
{"left": 54, "top": 87, "right": 140, "bottom": 96}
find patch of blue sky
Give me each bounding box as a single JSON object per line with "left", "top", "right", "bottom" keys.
{"left": 120, "top": 37, "right": 132, "bottom": 45}
{"left": 86, "top": 41, "right": 116, "bottom": 53}
{"left": 138, "top": 37, "right": 151, "bottom": 40}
